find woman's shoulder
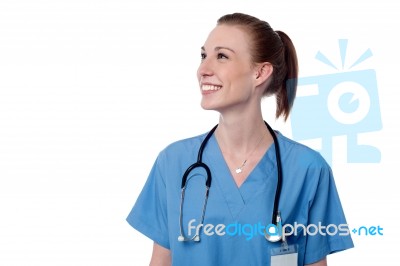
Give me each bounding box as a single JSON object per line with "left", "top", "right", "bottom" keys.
{"left": 276, "top": 132, "right": 330, "bottom": 169}
{"left": 158, "top": 132, "right": 208, "bottom": 158}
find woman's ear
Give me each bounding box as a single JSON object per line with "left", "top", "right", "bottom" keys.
{"left": 254, "top": 62, "right": 273, "bottom": 87}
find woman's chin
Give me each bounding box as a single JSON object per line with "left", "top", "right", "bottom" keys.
{"left": 200, "top": 100, "right": 215, "bottom": 111}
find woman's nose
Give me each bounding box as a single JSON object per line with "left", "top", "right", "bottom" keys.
{"left": 197, "top": 58, "right": 214, "bottom": 77}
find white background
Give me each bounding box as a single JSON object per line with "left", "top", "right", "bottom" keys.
{"left": 0, "top": 0, "right": 399, "bottom": 265}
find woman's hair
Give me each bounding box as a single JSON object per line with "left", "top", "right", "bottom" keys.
{"left": 217, "top": 13, "right": 298, "bottom": 121}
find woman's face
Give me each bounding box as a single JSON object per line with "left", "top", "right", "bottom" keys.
{"left": 197, "top": 25, "right": 258, "bottom": 112}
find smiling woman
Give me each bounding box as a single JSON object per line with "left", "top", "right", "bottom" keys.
{"left": 198, "top": 25, "right": 257, "bottom": 113}
{"left": 126, "top": 12, "right": 353, "bottom": 266}
{"left": 198, "top": 15, "right": 297, "bottom": 122}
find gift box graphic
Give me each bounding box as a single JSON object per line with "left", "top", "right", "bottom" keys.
{"left": 290, "top": 39, "right": 382, "bottom": 165}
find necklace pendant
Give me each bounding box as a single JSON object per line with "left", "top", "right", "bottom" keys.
{"left": 235, "top": 168, "right": 242, "bottom": 174}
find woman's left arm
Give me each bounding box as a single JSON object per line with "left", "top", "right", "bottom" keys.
{"left": 306, "top": 257, "right": 327, "bottom": 266}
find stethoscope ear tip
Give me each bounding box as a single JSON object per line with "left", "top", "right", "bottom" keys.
{"left": 193, "top": 235, "right": 200, "bottom": 242}
{"left": 178, "top": 236, "right": 185, "bottom": 242}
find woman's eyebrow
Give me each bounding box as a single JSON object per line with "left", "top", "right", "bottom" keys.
{"left": 201, "top": 46, "right": 236, "bottom": 53}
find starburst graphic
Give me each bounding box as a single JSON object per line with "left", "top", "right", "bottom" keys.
{"left": 315, "top": 39, "right": 373, "bottom": 70}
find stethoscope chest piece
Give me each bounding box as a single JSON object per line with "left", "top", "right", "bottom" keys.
{"left": 264, "top": 212, "right": 283, "bottom": 242}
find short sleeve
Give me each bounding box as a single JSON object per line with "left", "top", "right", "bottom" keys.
{"left": 126, "top": 153, "right": 170, "bottom": 249}
{"left": 304, "top": 164, "right": 354, "bottom": 264}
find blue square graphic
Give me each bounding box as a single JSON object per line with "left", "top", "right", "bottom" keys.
{"left": 290, "top": 69, "right": 382, "bottom": 164}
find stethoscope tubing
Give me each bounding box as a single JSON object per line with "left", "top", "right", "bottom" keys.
{"left": 264, "top": 121, "right": 283, "bottom": 226}
{"left": 178, "top": 122, "right": 283, "bottom": 242}
{"left": 180, "top": 125, "right": 217, "bottom": 190}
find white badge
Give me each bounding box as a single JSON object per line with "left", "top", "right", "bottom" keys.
{"left": 270, "top": 243, "right": 298, "bottom": 266}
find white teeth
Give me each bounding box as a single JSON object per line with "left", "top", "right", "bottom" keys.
{"left": 202, "top": 85, "right": 221, "bottom": 91}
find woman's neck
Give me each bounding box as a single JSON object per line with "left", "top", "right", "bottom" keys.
{"left": 214, "top": 110, "right": 274, "bottom": 188}
{"left": 215, "top": 112, "right": 270, "bottom": 155}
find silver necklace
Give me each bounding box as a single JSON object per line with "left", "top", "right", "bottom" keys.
{"left": 235, "top": 133, "right": 266, "bottom": 174}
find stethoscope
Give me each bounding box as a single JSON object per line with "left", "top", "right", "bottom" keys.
{"left": 178, "top": 121, "right": 283, "bottom": 243}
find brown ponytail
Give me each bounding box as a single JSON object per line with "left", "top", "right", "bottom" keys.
{"left": 217, "top": 13, "right": 298, "bottom": 121}
{"left": 275, "top": 31, "right": 298, "bottom": 121}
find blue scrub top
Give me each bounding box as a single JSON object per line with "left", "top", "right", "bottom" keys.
{"left": 127, "top": 131, "right": 354, "bottom": 265}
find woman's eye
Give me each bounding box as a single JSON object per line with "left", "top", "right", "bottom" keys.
{"left": 201, "top": 53, "right": 206, "bottom": 60}
{"left": 217, "top": 53, "right": 228, "bottom": 59}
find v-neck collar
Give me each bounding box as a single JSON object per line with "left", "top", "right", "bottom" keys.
{"left": 204, "top": 134, "right": 278, "bottom": 219}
